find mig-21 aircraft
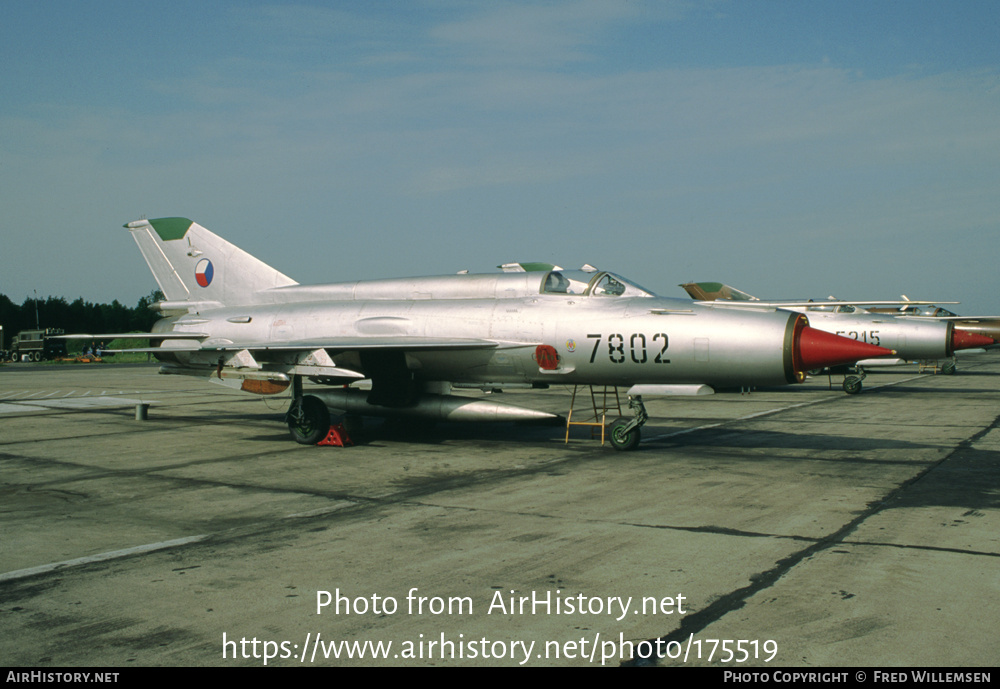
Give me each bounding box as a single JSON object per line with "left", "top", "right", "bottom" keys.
{"left": 68, "top": 219, "right": 896, "bottom": 450}
{"left": 868, "top": 300, "right": 1000, "bottom": 348}
{"left": 680, "top": 282, "right": 995, "bottom": 392}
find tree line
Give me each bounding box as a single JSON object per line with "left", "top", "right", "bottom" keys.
{"left": 0, "top": 290, "right": 165, "bottom": 341}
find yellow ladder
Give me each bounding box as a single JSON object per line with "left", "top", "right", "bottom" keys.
{"left": 565, "top": 385, "right": 622, "bottom": 445}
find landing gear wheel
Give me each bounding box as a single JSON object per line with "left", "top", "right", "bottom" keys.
{"left": 287, "top": 395, "right": 330, "bottom": 445}
{"left": 609, "top": 417, "right": 641, "bottom": 451}
{"left": 942, "top": 362, "right": 957, "bottom": 375}
{"left": 843, "top": 376, "right": 863, "bottom": 395}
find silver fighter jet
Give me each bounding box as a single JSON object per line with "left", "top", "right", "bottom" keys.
{"left": 73, "top": 219, "right": 895, "bottom": 450}
{"left": 680, "top": 282, "right": 995, "bottom": 393}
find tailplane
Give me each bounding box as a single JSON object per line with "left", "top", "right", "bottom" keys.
{"left": 126, "top": 217, "right": 297, "bottom": 308}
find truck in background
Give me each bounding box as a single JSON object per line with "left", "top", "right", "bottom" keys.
{"left": 8, "top": 328, "right": 68, "bottom": 362}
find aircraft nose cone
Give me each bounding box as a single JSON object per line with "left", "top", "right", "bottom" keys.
{"left": 796, "top": 326, "right": 895, "bottom": 371}
{"left": 952, "top": 328, "right": 996, "bottom": 351}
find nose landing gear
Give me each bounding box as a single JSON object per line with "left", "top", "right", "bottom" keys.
{"left": 609, "top": 395, "right": 648, "bottom": 451}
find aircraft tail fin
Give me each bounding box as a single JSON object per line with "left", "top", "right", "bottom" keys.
{"left": 680, "top": 282, "right": 759, "bottom": 302}
{"left": 125, "top": 217, "right": 298, "bottom": 307}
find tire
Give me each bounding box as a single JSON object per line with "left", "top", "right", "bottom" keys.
{"left": 609, "top": 417, "right": 641, "bottom": 451}
{"left": 843, "top": 376, "right": 862, "bottom": 395}
{"left": 287, "top": 395, "right": 330, "bottom": 445}
{"left": 942, "top": 362, "right": 957, "bottom": 375}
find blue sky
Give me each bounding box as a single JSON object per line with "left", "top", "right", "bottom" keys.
{"left": 2, "top": 1, "right": 999, "bottom": 314}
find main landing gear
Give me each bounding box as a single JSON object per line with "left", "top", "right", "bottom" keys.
{"left": 609, "top": 395, "right": 649, "bottom": 451}
{"left": 842, "top": 366, "right": 866, "bottom": 395}
{"left": 287, "top": 394, "right": 330, "bottom": 444}
{"left": 286, "top": 375, "right": 330, "bottom": 445}
{"left": 809, "top": 366, "right": 866, "bottom": 395}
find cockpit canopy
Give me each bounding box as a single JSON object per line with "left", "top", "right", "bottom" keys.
{"left": 803, "top": 303, "right": 871, "bottom": 314}
{"left": 541, "top": 270, "right": 654, "bottom": 298}
{"left": 900, "top": 305, "right": 959, "bottom": 317}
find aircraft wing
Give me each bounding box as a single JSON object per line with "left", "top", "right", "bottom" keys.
{"left": 61, "top": 332, "right": 516, "bottom": 370}
{"left": 55, "top": 332, "right": 210, "bottom": 340}
{"left": 96, "top": 334, "right": 512, "bottom": 359}
{"left": 896, "top": 315, "right": 1000, "bottom": 321}
{"left": 100, "top": 335, "right": 525, "bottom": 392}
{"left": 58, "top": 333, "right": 507, "bottom": 352}
{"left": 693, "top": 299, "right": 957, "bottom": 308}
{"left": 200, "top": 337, "right": 508, "bottom": 352}
{"left": 55, "top": 332, "right": 209, "bottom": 353}
{"left": 680, "top": 281, "right": 957, "bottom": 308}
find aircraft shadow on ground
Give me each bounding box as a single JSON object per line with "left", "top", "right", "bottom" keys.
{"left": 245, "top": 416, "right": 568, "bottom": 447}
{"left": 652, "top": 426, "right": 939, "bottom": 455}
{"left": 871, "top": 384, "right": 998, "bottom": 395}
{"left": 237, "top": 411, "right": 1000, "bottom": 512}
{"left": 651, "top": 428, "right": 1000, "bottom": 513}
{"left": 878, "top": 446, "right": 1000, "bottom": 513}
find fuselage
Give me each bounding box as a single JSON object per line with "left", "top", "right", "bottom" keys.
{"left": 875, "top": 307, "right": 1000, "bottom": 345}
{"left": 677, "top": 282, "right": 979, "bottom": 361}
{"left": 153, "top": 270, "right": 805, "bottom": 389}
{"left": 796, "top": 306, "right": 957, "bottom": 360}
{"left": 110, "top": 217, "right": 898, "bottom": 444}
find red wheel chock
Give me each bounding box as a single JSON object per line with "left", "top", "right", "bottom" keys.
{"left": 317, "top": 423, "right": 354, "bottom": 447}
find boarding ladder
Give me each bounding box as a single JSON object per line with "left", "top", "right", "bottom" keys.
{"left": 564, "top": 385, "right": 623, "bottom": 446}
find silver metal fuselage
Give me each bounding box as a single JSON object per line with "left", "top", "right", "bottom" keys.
{"left": 154, "top": 271, "right": 801, "bottom": 389}
{"left": 792, "top": 307, "right": 955, "bottom": 360}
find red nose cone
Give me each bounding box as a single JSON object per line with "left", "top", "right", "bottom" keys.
{"left": 796, "top": 326, "right": 895, "bottom": 371}
{"left": 952, "top": 328, "right": 995, "bottom": 351}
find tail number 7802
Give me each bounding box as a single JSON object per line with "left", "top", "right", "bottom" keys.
{"left": 587, "top": 333, "right": 670, "bottom": 364}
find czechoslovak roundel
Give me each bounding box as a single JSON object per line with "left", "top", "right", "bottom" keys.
{"left": 195, "top": 259, "right": 214, "bottom": 287}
